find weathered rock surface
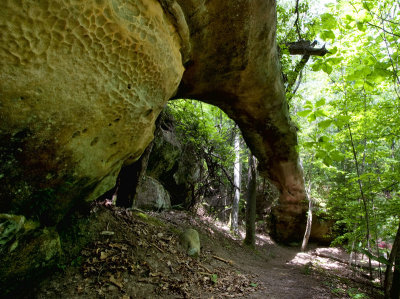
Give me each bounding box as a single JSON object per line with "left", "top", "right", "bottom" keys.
{"left": 0, "top": 0, "right": 184, "bottom": 224}
{"left": 310, "top": 216, "right": 335, "bottom": 245}
{"left": 0, "top": 0, "right": 310, "bottom": 294}
{"left": 0, "top": 0, "right": 305, "bottom": 254}
{"left": 135, "top": 176, "right": 171, "bottom": 211}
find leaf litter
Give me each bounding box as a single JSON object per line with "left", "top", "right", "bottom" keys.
{"left": 35, "top": 205, "right": 262, "bottom": 298}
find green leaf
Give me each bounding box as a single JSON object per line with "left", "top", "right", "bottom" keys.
{"left": 315, "top": 98, "right": 326, "bottom": 108}
{"left": 359, "top": 248, "right": 390, "bottom": 266}
{"left": 330, "top": 150, "right": 344, "bottom": 162}
{"left": 250, "top": 283, "right": 258, "bottom": 287}
{"left": 328, "top": 46, "right": 338, "bottom": 55}
{"left": 326, "top": 57, "right": 344, "bottom": 65}
{"left": 318, "top": 136, "right": 330, "bottom": 143}
{"left": 320, "top": 30, "right": 336, "bottom": 41}
{"left": 304, "top": 101, "right": 314, "bottom": 109}
{"left": 321, "top": 13, "right": 338, "bottom": 29}
{"left": 311, "top": 62, "right": 322, "bottom": 72}
{"left": 315, "top": 109, "right": 328, "bottom": 117}
{"left": 321, "top": 63, "right": 333, "bottom": 74}
{"left": 316, "top": 149, "right": 328, "bottom": 160}
{"left": 323, "top": 155, "right": 333, "bottom": 166}
{"left": 318, "top": 119, "right": 333, "bottom": 129}
{"left": 362, "top": 1, "right": 373, "bottom": 10}
{"left": 303, "top": 142, "right": 316, "bottom": 149}
{"left": 335, "top": 115, "right": 351, "bottom": 128}
{"left": 367, "top": 66, "right": 393, "bottom": 83}
{"left": 308, "top": 113, "right": 317, "bottom": 122}
{"left": 211, "top": 274, "right": 218, "bottom": 284}
{"left": 356, "top": 21, "right": 366, "bottom": 32}
{"left": 297, "top": 110, "right": 312, "bottom": 117}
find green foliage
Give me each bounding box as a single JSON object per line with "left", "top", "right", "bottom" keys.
{"left": 211, "top": 274, "right": 218, "bottom": 284}
{"left": 169, "top": 100, "right": 236, "bottom": 171}
{"left": 168, "top": 100, "right": 250, "bottom": 216}
{"left": 288, "top": 0, "right": 400, "bottom": 258}
{"left": 347, "top": 288, "right": 367, "bottom": 299}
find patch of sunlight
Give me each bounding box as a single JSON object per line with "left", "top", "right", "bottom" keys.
{"left": 289, "top": 252, "right": 312, "bottom": 266}
{"left": 289, "top": 249, "right": 344, "bottom": 271}
{"left": 255, "top": 234, "right": 275, "bottom": 246}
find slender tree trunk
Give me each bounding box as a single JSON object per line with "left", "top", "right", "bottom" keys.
{"left": 300, "top": 157, "right": 313, "bottom": 252}
{"left": 385, "top": 220, "right": 400, "bottom": 299}
{"left": 301, "top": 191, "right": 313, "bottom": 252}
{"left": 244, "top": 154, "right": 257, "bottom": 247}
{"left": 231, "top": 129, "right": 241, "bottom": 235}
{"left": 347, "top": 124, "right": 373, "bottom": 278}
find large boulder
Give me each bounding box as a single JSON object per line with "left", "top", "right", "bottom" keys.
{"left": 146, "top": 112, "right": 200, "bottom": 208}
{"left": 135, "top": 176, "right": 171, "bottom": 211}
{"left": 0, "top": 0, "right": 184, "bottom": 224}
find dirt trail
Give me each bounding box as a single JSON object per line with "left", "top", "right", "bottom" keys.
{"left": 157, "top": 210, "right": 382, "bottom": 299}
{"left": 33, "top": 207, "right": 382, "bottom": 299}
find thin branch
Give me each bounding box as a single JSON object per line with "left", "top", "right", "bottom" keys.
{"left": 366, "top": 22, "right": 400, "bottom": 38}
{"left": 292, "top": 69, "right": 303, "bottom": 95}
{"left": 294, "top": 0, "right": 302, "bottom": 40}
{"left": 286, "top": 54, "right": 310, "bottom": 99}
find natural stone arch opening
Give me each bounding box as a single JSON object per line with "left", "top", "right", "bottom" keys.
{"left": 0, "top": 0, "right": 307, "bottom": 242}
{"left": 0, "top": 0, "right": 312, "bottom": 293}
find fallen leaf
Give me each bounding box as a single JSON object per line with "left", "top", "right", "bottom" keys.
{"left": 109, "top": 275, "right": 123, "bottom": 289}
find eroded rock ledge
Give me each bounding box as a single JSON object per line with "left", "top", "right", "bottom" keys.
{"left": 0, "top": 0, "right": 184, "bottom": 224}
{"left": 0, "top": 1, "right": 306, "bottom": 276}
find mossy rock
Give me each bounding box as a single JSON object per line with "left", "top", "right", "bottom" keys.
{"left": 0, "top": 225, "right": 61, "bottom": 296}
{"left": 179, "top": 228, "right": 200, "bottom": 257}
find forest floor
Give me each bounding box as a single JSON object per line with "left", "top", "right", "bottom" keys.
{"left": 34, "top": 204, "right": 383, "bottom": 299}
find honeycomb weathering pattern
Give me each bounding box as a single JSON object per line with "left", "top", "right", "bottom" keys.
{"left": 0, "top": 0, "right": 184, "bottom": 208}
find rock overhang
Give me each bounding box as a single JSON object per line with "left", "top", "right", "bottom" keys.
{"left": 0, "top": 0, "right": 306, "bottom": 242}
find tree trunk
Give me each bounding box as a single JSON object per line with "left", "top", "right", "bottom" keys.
{"left": 301, "top": 194, "right": 312, "bottom": 251}
{"left": 231, "top": 129, "right": 241, "bottom": 235}
{"left": 347, "top": 124, "right": 373, "bottom": 278}
{"left": 300, "top": 158, "right": 313, "bottom": 252}
{"left": 244, "top": 154, "right": 257, "bottom": 247}
{"left": 385, "top": 220, "right": 400, "bottom": 299}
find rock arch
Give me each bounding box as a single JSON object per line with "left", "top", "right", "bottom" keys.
{"left": 0, "top": 0, "right": 306, "bottom": 242}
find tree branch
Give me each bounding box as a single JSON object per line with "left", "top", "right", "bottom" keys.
{"left": 286, "top": 54, "right": 310, "bottom": 99}
{"left": 294, "top": 0, "right": 302, "bottom": 40}
{"left": 285, "top": 40, "right": 329, "bottom": 56}
{"left": 366, "top": 22, "right": 400, "bottom": 38}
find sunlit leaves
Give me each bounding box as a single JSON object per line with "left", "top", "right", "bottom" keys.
{"left": 318, "top": 119, "right": 333, "bottom": 129}
{"left": 320, "top": 13, "right": 338, "bottom": 30}
{"left": 297, "top": 110, "right": 312, "bottom": 117}
{"left": 356, "top": 21, "right": 366, "bottom": 32}
{"left": 316, "top": 98, "right": 326, "bottom": 107}
{"left": 320, "top": 29, "right": 336, "bottom": 42}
